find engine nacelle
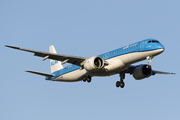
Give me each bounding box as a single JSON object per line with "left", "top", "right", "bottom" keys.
{"left": 133, "top": 64, "right": 152, "bottom": 80}
{"left": 84, "top": 56, "right": 104, "bottom": 71}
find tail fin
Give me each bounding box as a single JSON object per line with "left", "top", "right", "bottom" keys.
{"left": 49, "top": 45, "right": 63, "bottom": 73}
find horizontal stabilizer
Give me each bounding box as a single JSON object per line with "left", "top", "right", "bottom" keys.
{"left": 25, "top": 70, "right": 55, "bottom": 77}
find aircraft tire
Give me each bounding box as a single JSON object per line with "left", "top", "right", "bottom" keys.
{"left": 87, "top": 77, "right": 91, "bottom": 83}
{"left": 120, "top": 82, "right": 125, "bottom": 88}
{"left": 116, "top": 81, "right": 120, "bottom": 87}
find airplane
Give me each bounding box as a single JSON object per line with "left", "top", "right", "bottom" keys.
{"left": 5, "top": 39, "right": 175, "bottom": 88}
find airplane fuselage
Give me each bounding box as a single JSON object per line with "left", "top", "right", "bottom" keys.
{"left": 46, "top": 39, "right": 164, "bottom": 82}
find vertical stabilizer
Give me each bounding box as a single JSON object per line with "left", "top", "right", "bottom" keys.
{"left": 49, "top": 45, "right": 63, "bottom": 73}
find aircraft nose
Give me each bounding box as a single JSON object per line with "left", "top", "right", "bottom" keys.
{"left": 157, "top": 44, "right": 165, "bottom": 52}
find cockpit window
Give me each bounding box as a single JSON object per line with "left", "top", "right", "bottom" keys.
{"left": 147, "top": 40, "right": 159, "bottom": 43}
{"left": 152, "top": 40, "right": 159, "bottom": 43}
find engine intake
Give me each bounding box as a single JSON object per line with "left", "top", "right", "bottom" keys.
{"left": 84, "top": 56, "right": 104, "bottom": 71}
{"left": 133, "top": 64, "right": 152, "bottom": 80}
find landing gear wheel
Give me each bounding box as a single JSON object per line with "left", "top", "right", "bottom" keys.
{"left": 83, "top": 77, "right": 87, "bottom": 82}
{"left": 120, "top": 82, "right": 125, "bottom": 88}
{"left": 116, "top": 72, "right": 126, "bottom": 88}
{"left": 116, "top": 81, "right": 120, "bottom": 87}
{"left": 87, "top": 77, "right": 91, "bottom": 83}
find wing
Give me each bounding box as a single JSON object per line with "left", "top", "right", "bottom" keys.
{"left": 151, "top": 70, "right": 175, "bottom": 75}
{"left": 126, "top": 65, "right": 175, "bottom": 75}
{"left": 5, "top": 45, "right": 86, "bottom": 66}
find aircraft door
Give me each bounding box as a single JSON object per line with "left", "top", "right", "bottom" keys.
{"left": 140, "top": 41, "right": 144, "bottom": 51}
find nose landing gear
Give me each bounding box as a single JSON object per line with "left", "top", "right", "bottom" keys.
{"left": 146, "top": 56, "right": 154, "bottom": 65}
{"left": 116, "top": 72, "right": 125, "bottom": 88}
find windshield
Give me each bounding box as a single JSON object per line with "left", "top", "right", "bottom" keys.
{"left": 147, "top": 40, "right": 159, "bottom": 43}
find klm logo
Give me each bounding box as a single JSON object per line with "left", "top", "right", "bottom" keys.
{"left": 51, "top": 60, "right": 58, "bottom": 66}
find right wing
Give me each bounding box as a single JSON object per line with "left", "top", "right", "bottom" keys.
{"left": 5, "top": 45, "right": 86, "bottom": 66}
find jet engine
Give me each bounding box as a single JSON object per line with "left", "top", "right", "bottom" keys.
{"left": 133, "top": 64, "right": 152, "bottom": 80}
{"left": 84, "top": 56, "right": 104, "bottom": 71}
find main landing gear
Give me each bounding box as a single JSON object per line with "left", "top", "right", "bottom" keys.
{"left": 116, "top": 72, "right": 125, "bottom": 88}
{"left": 83, "top": 76, "right": 91, "bottom": 83}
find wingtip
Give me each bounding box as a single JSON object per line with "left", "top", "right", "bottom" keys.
{"left": 5, "top": 45, "right": 10, "bottom": 47}
{"left": 5, "top": 45, "right": 20, "bottom": 49}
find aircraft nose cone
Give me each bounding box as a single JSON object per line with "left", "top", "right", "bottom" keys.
{"left": 158, "top": 44, "right": 165, "bottom": 52}
{"left": 160, "top": 48, "right": 164, "bottom": 52}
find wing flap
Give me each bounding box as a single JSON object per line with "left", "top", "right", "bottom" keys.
{"left": 25, "top": 70, "right": 55, "bottom": 77}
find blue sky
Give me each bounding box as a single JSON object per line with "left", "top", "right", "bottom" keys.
{"left": 0, "top": 0, "right": 179, "bottom": 120}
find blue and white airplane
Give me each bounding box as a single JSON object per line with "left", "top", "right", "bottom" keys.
{"left": 5, "top": 39, "right": 175, "bottom": 88}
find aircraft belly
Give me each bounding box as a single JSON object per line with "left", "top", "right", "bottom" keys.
{"left": 53, "top": 69, "right": 87, "bottom": 82}
{"left": 92, "top": 68, "right": 124, "bottom": 76}
{"left": 92, "top": 58, "right": 126, "bottom": 76}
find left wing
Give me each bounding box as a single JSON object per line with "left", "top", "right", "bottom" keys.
{"left": 151, "top": 70, "right": 176, "bottom": 75}
{"left": 126, "top": 65, "right": 175, "bottom": 75}
{"left": 5, "top": 45, "right": 86, "bottom": 66}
